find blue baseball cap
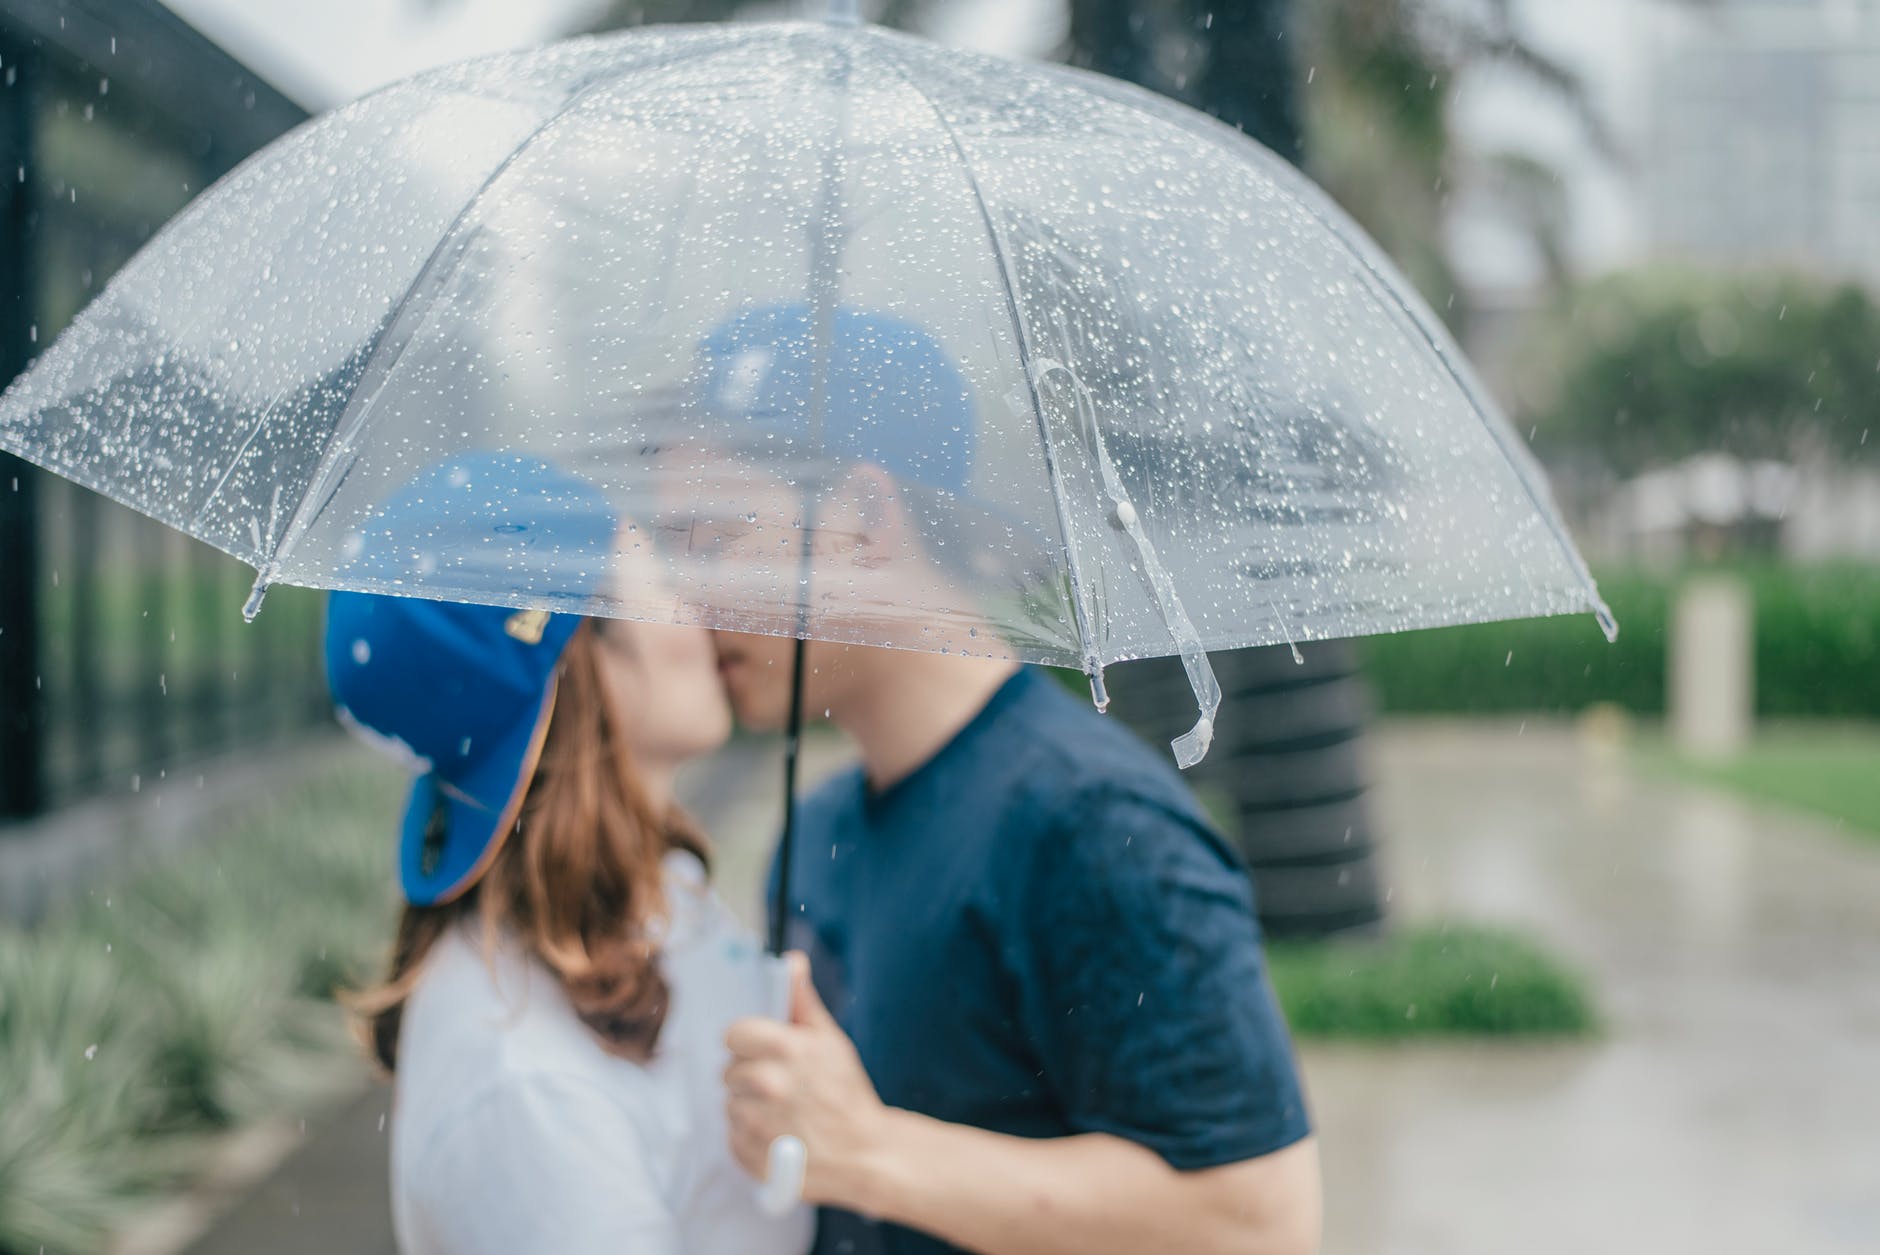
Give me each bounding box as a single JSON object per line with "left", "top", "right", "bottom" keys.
{"left": 695, "top": 303, "right": 976, "bottom": 496}
{"left": 323, "top": 453, "right": 617, "bottom": 907}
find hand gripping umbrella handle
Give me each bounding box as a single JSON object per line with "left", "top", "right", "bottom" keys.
{"left": 756, "top": 955, "right": 807, "bottom": 1216}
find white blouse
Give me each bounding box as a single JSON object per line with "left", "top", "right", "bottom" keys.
{"left": 390, "top": 852, "right": 812, "bottom": 1255}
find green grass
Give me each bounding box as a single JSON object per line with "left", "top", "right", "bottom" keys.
{"left": 1649, "top": 724, "right": 1880, "bottom": 841}
{"left": 1268, "top": 923, "right": 1598, "bottom": 1040}
{"left": 0, "top": 758, "right": 402, "bottom": 1255}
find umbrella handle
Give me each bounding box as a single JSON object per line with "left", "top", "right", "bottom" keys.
{"left": 756, "top": 955, "right": 807, "bottom": 1216}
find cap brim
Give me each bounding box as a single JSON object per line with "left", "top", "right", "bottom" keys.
{"left": 396, "top": 679, "right": 557, "bottom": 907}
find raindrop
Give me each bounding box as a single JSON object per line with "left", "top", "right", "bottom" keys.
{"left": 84, "top": 1044, "right": 98, "bottom": 1061}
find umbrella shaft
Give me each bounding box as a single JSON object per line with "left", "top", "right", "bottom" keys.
{"left": 769, "top": 635, "right": 809, "bottom": 956}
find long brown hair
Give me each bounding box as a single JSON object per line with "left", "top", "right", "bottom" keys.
{"left": 350, "top": 621, "right": 709, "bottom": 1071}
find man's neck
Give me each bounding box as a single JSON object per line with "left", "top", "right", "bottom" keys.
{"left": 835, "top": 652, "right": 1021, "bottom": 792}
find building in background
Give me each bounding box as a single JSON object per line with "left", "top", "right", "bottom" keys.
{"left": 1643, "top": 0, "right": 1880, "bottom": 287}
{"left": 0, "top": 0, "right": 321, "bottom": 821}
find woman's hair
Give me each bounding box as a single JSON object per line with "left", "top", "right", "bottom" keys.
{"left": 349, "top": 620, "right": 709, "bottom": 1071}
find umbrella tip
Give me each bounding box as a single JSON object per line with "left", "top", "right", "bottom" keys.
{"left": 1595, "top": 602, "right": 1619, "bottom": 643}
{"left": 1087, "top": 665, "right": 1110, "bottom": 713}
{"left": 241, "top": 577, "right": 270, "bottom": 623}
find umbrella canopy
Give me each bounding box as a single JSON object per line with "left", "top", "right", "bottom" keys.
{"left": 0, "top": 18, "right": 1612, "bottom": 768}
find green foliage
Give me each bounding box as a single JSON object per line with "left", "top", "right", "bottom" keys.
{"left": 1269, "top": 922, "right": 1597, "bottom": 1039}
{"left": 0, "top": 759, "right": 402, "bottom": 1255}
{"left": 0, "top": 936, "right": 178, "bottom": 1255}
{"left": 1519, "top": 268, "right": 1880, "bottom": 472}
{"left": 1362, "top": 564, "right": 1880, "bottom": 719}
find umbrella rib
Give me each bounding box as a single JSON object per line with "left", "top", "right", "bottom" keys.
{"left": 1034, "top": 63, "right": 1614, "bottom": 637}
{"left": 872, "top": 41, "right": 1108, "bottom": 685}
{"left": 250, "top": 34, "right": 755, "bottom": 599}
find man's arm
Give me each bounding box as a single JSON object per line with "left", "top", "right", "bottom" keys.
{"left": 725, "top": 955, "right": 1321, "bottom": 1255}
{"left": 846, "top": 1109, "right": 1319, "bottom": 1255}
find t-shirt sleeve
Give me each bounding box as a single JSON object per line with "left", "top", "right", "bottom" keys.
{"left": 1010, "top": 785, "right": 1311, "bottom": 1170}
{"left": 401, "top": 1072, "right": 683, "bottom": 1255}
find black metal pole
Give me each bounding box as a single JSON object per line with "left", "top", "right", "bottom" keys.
{"left": 0, "top": 40, "right": 42, "bottom": 820}
{"left": 768, "top": 636, "right": 808, "bottom": 956}
{"left": 0, "top": 456, "right": 39, "bottom": 819}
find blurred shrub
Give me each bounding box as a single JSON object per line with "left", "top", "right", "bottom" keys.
{"left": 0, "top": 934, "right": 176, "bottom": 1255}
{"left": 0, "top": 758, "right": 401, "bottom": 1255}
{"left": 1268, "top": 923, "right": 1597, "bottom": 1039}
{"left": 1362, "top": 563, "right": 1880, "bottom": 718}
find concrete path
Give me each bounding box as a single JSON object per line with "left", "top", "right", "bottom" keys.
{"left": 1309, "top": 721, "right": 1880, "bottom": 1255}
{"left": 175, "top": 721, "right": 1880, "bottom": 1254}
{"left": 174, "top": 1085, "right": 396, "bottom": 1255}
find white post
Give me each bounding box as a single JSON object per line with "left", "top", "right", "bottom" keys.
{"left": 1669, "top": 575, "right": 1754, "bottom": 759}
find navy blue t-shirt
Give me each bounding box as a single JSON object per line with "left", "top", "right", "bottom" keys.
{"left": 779, "top": 669, "right": 1311, "bottom": 1255}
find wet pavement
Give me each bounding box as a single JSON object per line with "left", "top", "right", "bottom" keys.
{"left": 174, "top": 720, "right": 1880, "bottom": 1254}
{"left": 1310, "top": 721, "right": 1880, "bottom": 1255}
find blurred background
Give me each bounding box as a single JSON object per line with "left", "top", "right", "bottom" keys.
{"left": 0, "top": 1, "right": 1874, "bottom": 1253}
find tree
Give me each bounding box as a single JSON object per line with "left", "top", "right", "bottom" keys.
{"left": 1044, "top": 1, "right": 1387, "bottom": 939}
{"left": 1523, "top": 268, "right": 1880, "bottom": 474}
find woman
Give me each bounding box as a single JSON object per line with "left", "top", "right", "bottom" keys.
{"left": 323, "top": 456, "right": 810, "bottom": 1254}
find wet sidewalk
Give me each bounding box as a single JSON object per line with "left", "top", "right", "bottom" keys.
{"left": 1310, "top": 721, "right": 1880, "bottom": 1255}
{"left": 173, "top": 721, "right": 1880, "bottom": 1254}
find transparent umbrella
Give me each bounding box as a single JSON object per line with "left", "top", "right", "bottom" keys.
{"left": 0, "top": 14, "right": 1612, "bottom": 819}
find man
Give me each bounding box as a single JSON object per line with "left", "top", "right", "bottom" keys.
{"left": 698, "top": 304, "right": 1321, "bottom": 1255}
